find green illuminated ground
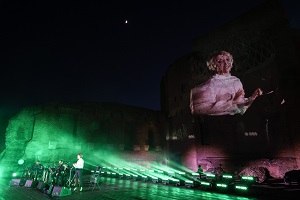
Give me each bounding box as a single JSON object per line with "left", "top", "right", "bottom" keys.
{"left": 0, "top": 176, "right": 260, "bottom": 200}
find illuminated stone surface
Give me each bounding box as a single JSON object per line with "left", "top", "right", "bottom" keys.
{"left": 0, "top": 103, "right": 166, "bottom": 174}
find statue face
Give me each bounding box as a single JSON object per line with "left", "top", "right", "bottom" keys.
{"left": 214, "top": 53, "right": 233, "bottom": 74}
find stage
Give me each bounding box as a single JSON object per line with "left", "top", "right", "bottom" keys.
{"left": 1, "top": 175, "right": 300, "bottom": 200}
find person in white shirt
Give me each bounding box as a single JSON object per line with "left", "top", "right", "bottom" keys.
{"left": 73, "top": 154, "right": 84, "bottom": 191}
{"left": 190, "top": 51, "right": 263, "bottom": 116}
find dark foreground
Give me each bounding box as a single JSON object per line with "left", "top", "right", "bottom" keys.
{"left": 1, "top": 175, "right": 300, "bottom": 200}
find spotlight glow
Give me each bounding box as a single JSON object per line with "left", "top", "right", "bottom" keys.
{"left": 18, "top": 159, "right": 24, "bottom": 165}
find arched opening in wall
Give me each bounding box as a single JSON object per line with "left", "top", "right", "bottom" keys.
{"left": 195, "top": 116, "right": 211, "bottom": 145}
{"left": 124, "top": 122, "right": 135, "bottom": 150}
{"left": 148, "top": 129, "right": 154, "bottom": 151}
{"left": 99, "top": 119, "right": 109, "bottom": 144}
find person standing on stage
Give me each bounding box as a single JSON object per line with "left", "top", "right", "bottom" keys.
{"left": 55, "top": 159, "right": 66, "bottom": 186}
{"left": 31, "top": 160, "right": 44, "bottom": 181}
{"left": 216, "top": 164, "right": 225, "bottom": 179}
{"left": 73, "top": 154, "right": 84, "bottom": 192}
{"left": 197, "top": 164, "right": 204, "bottom": 179}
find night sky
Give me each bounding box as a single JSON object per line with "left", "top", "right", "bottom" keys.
{"left": 0, "top": 0, "right": 299, "bottom": 115}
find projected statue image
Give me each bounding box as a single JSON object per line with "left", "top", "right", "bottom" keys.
{"left": 190, "top": 51, "right": 263, "bottom": 116}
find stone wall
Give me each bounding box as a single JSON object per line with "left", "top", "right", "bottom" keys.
{"left": 0, "top": 103, "right": 167, "bottom": 175}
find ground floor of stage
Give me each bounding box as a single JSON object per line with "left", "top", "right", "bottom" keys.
{"left": 1, "top": 175, "right": 300, "bottom": 200}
